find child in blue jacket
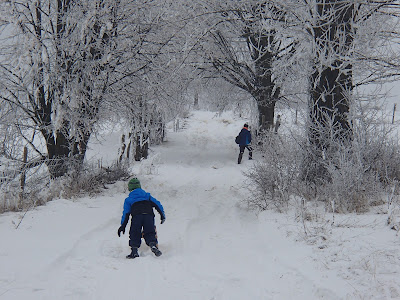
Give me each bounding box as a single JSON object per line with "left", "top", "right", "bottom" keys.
{"left": 237, "top": 123, "right": 253, "bottom": 164}
{"left": 118, "top": 177, "right": 166, "bottom": 259}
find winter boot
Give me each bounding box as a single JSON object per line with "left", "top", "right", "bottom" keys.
{"left": 149, "top": 243, "right": 162, "bottom": 257}
{"left": 238, "top": 153, "right": 243, "bottom": 164}
{"left": 126, "top": 247, "right": 139, "bottom": 259}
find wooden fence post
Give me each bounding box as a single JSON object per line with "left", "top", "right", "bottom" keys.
{"left": 392, "top": 103, "right": 397, "bottom": 124}
{"left": 19, "top": 146, "right": 28, "bottom": 209}
{"left": 194, "top": 91, "right": 199, "bottom": 110}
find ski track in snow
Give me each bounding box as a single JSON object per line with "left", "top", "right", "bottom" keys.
{"left": 0, "top": 111, "right": 391, "bottom": 299}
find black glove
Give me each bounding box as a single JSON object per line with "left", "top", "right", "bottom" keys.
{"left": 118, "top": 226, "right": 125, "bottom": 237}
{"left": 161, "top": 218, "right": 165, "bottom": 224}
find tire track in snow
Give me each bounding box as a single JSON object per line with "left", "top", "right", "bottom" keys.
{"left": 147, "top": 111, "right": 350, "bottom": 299}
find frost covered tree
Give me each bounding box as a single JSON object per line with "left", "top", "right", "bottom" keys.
{"left": 302, "top": 0, "right": 400, "bottom": 181}
{"left": 308, "top": 1, "right": 355, "bottom": 155}
{"left": 230, "top": 1, "right": 400, "bottom": 212}
{"left": 0, "top": 0, "right": 120, "bottom": 178}
{"left": 0, "top": 0, "right": 191, "bottom": 178}
{"left": 106, "top": 0, "right": 199, "bottom": 162}
{"left": 198, "top": 0, "right": 298, "bottom": 131}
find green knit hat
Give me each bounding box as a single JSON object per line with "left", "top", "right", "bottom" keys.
{"left": 128, "top": 178, "right": 141, "bottom": 191}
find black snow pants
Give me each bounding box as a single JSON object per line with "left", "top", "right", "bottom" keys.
{"left": 129, "top": 214, "right": 158, "bottom": 249}
{"left": 238, "top": 145, "right": 253, "bottom": 164}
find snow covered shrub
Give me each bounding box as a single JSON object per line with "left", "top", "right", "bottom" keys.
{"left": 244, "top": 105, "right": 398, "bottom": 215}
{"left": 0, "top": 165, "right": 49, "bottom": 213}
{"left": 352, "top": 98, "right": 400, "bottom": 185}
{"left": 303, "top": 129, "right": 398, "bottom": 212}
{"left": 0, "top": 189, "right": 43, "bottom": 213}
{"left": 387, "top": 181, "right": 400, "bottom": 231}
{"left": 298, "top": 136, "right": 384, "bottom": 213}
{"left": 297, "top": 93, "right": 400, "bottom": 213}
{"left": 357, "top": 132, "right": 400, "bottom": 186}
{"left": 244, "top": 134, "right": 301, "bottom": 212}
{"left": 0, "top": 189, "right": 20, "bottom": 212}
{"left": 59, "top": 162, "right": 130, "bottom": 198}
{"left": 323, "top": 147, "right": 383, "bottom": 213}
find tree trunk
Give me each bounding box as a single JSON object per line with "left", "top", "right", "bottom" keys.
{"left": 43, "top": 128, "right": 70, "bottom": 178}
{"left": 256, "top": 98, "right": 276, "bottom": 132}
{"left": 309, "top": 0, "right": 354, "bottom": 150}
{"left": 134, "top": 132, "right": 149, "bottom": 161}
{"left": 31, "top": 1, "right": 72, "bottom": 179}
{"left": 305, "top": 0, "right": 355, "bottom": 181}
{"left": 248, "top": 29, "right": 280, "bottom": 132}
{"left": 211, "top": 23, "right": 281, "bottom": 133}
{"left": 309, "top": 63, "right": 352, "bottom": 150}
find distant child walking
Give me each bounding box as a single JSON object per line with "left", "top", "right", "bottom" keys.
{"left": 118, "top": 177, "right": 166, "bottom": 259}
{"left": 237, "top": 123, "right": 253, "bottom": 164}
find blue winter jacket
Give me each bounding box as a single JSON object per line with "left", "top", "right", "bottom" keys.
{"left": 238, "top": 128, "right": 251, "bottom": 146}
{"left": 120, "top": 188, "right": 165, "bottom": 226}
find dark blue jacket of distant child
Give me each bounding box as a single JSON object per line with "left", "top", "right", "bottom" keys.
{"left": 238, "top": 127, "right": 251, "bottom": 146}
{"left": 120, "top": 188, "right": 165, "bottom": 227}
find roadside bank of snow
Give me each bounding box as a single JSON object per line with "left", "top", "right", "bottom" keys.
{"left": 0, "top": 110, "right": 398, "bottom": 299}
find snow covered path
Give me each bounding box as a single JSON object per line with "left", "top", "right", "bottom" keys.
{"left": 0, "top": 111, "right": 355, "bottom": 299}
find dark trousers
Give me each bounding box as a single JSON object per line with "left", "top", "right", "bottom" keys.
{"left": 238, "top": 145, "right": 253, "bottom": 164}
{"left": 129, "top": 214, "right": 158, "bottom": 249}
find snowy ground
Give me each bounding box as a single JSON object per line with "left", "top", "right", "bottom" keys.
{"left": 0, "top": 110, "right": 399, "bottom": 299}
